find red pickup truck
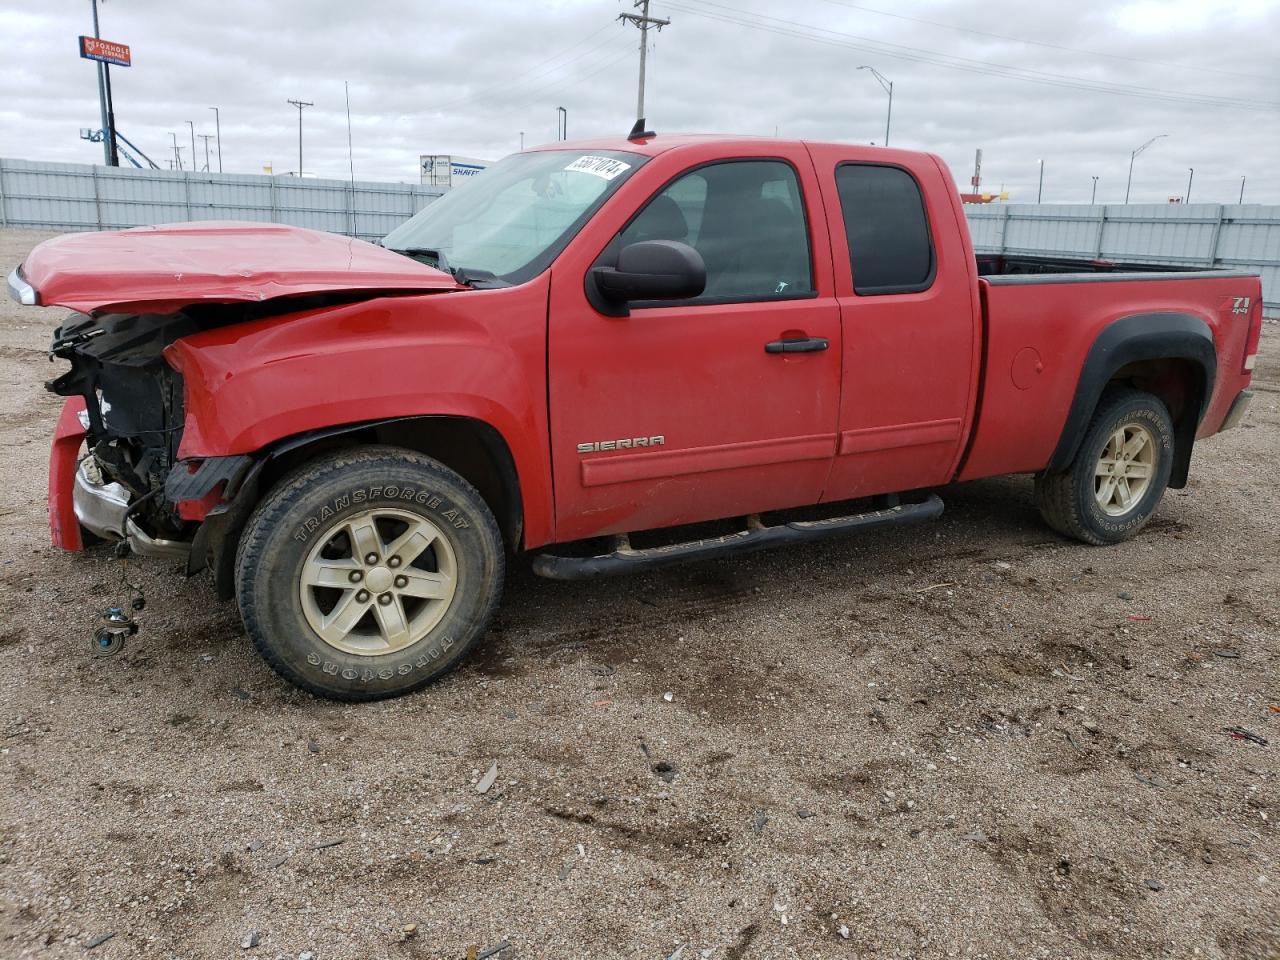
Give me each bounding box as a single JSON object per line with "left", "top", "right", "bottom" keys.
{"left": 10, "top": 131, "right": 1262, "bottom": 700}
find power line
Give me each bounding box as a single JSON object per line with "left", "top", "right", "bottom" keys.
{"left": 439, "top": 24, "right": 622, "bottom": 109}
{"left": 811, "top": 0, "right": 1277, "bottom": 83}
{"left": 664, "top": 0, "right": 1280, "bottom": 111}
{"left": 432, "top": 37, "right": 636, "bottom": 123}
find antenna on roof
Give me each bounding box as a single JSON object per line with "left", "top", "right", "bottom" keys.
{"left": 628, "top": 117, "right": 655, "bottom": 142}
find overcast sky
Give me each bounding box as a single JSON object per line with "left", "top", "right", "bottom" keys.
{"left": 2, "top": 0, "right": 1277, "bottom": 203}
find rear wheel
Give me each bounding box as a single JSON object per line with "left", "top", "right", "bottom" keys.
{"left": 1035, "top": 387, "right": 1174, "bottom": 545}
{"left": 235, "top": 446, "right": 504, "bottom": 701}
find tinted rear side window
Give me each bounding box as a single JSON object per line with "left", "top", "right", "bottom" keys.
{"left": 835, "top": 164, "right": 934, "bottom": 295}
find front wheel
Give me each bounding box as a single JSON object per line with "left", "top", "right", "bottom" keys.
{"left": 1035, "top": 387, "right": 1175, "bottom": 545}
{"left": 235, "top": 446, "right": 505, "bottom": 701}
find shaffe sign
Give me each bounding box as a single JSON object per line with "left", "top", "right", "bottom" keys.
{"left": 79, "top": 36, "right": 131, "bottom": 67}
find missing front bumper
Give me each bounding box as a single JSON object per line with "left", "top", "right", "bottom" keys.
{"left": 73, "top": 459, "right": 190, "bottom": 561}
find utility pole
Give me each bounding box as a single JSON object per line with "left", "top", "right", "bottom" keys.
{"left": 198, "top": 134, "right": 214, "bottom": 171}
{"left": 619, "top": 0, "right": 670, "bottom": 122}
{"left": 519, "top": 131, "right": 524, "bottom": 150}
{"left": 557, "top": 106, "right": 567, "bottom": 141}
{"left": 186, "top": 121, "right": 196, "bottom": 174}
{"left": 169, "top": 132, "right": 182, "bottom": 170}
{"left": 1037, "top": 158, "right": 1044, "bottom": 203}
{"left": 287, "top": 98, "right": 313, "bottom": 176}
{"left": 209, "top": 106, "right": 222, "bottom": 172}
{"left": 1239, "top": 176, "right": 1246, "bottom": 203}
{"left": 1124, "top": 134, "right": 1167, "bottom": 204}
{"left": 857, "top": 66, "right": 893, "bottom": 146}
{"left": 1185, "top": 167, "right": 1193, "bottom": 204}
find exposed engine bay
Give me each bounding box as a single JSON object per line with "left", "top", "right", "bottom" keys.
{"left": 48, "top": 309, "right": 198, "bottom": 549}
{"left": 45, "top": 295, "right": 364, "bottom": 557}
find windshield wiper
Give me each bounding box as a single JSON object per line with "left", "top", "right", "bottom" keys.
{"left": 389, "top": 247, "right": 508, "bottom": 288}
{"left": 392, "top": 246, "right": 451, "bottom": 273}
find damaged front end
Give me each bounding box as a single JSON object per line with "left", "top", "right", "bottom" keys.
{"left": 46, "top": 308, "right": 248, "bottom": 566}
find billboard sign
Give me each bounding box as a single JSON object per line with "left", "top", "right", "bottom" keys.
{"left": 79, "top": 36, "right": 131, "bottom": 67}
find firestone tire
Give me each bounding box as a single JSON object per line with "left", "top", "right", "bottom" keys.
{"left": 234, "top": 446, "right": 504, "bottom": 701}
{"left": 1035, "top": 387, "right": 1174, "bottom": 546}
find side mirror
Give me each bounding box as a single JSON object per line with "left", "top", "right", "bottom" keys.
{"left": 590, "top": 240, "right": 706, "bottom": 311}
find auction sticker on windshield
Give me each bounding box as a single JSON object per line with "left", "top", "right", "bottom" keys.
{"left": 564, "top": 156, "right": 632, "bottom": 180}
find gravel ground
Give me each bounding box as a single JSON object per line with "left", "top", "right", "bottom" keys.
{"left": 0, "top": 226, "right": 1276, "bottom": 960}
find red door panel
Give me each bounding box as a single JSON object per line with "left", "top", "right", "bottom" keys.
{"left": 547, "top": 145, "right": 842, "bottom": 543}
{"left": 807, "top": 146, "right": 982, "bottom": 501}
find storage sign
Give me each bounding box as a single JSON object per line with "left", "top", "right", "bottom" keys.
{"left": 79, "top": 36, "right": 131, "bottom": 67}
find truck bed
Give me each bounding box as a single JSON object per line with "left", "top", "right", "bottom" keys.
{"left": 959, "top": 266, "right": 1260, "bottom": 483}
{"left": 976, "top": 252, "right": 1245, "bottom": 280}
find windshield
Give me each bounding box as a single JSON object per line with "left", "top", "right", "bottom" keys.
{"left": 382, "top": 149, "right": 646, "bottom": 284}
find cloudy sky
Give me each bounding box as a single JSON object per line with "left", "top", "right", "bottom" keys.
{"left": 2, "top": 0, "right": 1277, "bottom": 203}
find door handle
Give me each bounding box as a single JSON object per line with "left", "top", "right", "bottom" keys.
{"left": 765, "top": 336, "right": 829, "bottom": 354}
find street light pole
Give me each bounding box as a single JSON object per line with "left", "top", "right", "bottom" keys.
{"left": 1186, "top": 167, "right": 1193, "bottom": 204}
{"left": 186, "top": 121, "right": 196, "bottom": 175}
{"left": 1124, "top": 134, "right": 1167, "bottom": 204}
{"left": 1091, "top": 175, "right": 1099, "bottom": 205}
{"left": 857, "top": 65, "right": 893, "bottom": 146}
{"left": 1037, "top": 159, "right": 1044, "bottom": 203}
{"left": 169, "top": 132, "right": 182, "bottom": 170}
{"left": 519, "top": 131, "right": 524, "bottom": 150}
{"left": 287, "top": 99, "right": 313, "bottom": 176}
{"left": 557, "top": 106, "right": 567, "bottom": 141}
{"left": 209, "top": 106, "right": 222, "bottom": 172}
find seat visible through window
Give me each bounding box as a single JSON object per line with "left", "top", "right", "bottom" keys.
{"left": 619, "top": 160, "right": 813, "bottom": 303}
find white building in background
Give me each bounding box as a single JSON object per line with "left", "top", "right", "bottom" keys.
{"left": 420, "top": 155, "right": 489, "bottom": 189}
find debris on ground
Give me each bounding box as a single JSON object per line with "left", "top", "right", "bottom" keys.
{"left": 85, "top": 932, "right": 116, "bottom": 950}
{"left": 1224, "top": 727, "right": 1268, "bottom": 747}
{"left": 401, "top": 923, "right": 418, "bottom": 941}
{"left": 652, "top": 760, "right": 678, "bottom": 783}
{"left": 1214, "top": 649, "right": 1240, "bottom": 659}
{"left": 797, "top": 808, "right": 816, "bottom": 819}
{"left": 477, "top": 941, "right": 512, "bottom": 959}
{"left": 240, "top": 930, "right": 260, "bottom": 949}
{"left": 752, "top": 810, "right": 768, "bottom": 835}
{"left": 1144, "top": 879, "right": 1165, "bottom": 892}
{"left": 662, "top": 691, "right": 675, "bottom": 702}
{"left": 313, "top": 838, "right": 344, "bottom": 849}
{"left": 476, "top": 761, "right": 499, "bottom": 793}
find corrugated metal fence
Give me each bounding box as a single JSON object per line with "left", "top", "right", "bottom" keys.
{"left": 2, "top": 158, "right": 1276, "bottom": 320}
{"left": 0, "top": 157, "right": 443, "bottom": 241}
{"left": 966, "top": 202, "right": 1280, "bottom": 320}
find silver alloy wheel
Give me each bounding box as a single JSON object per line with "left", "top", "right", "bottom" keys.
{"left": 1093, "top": 423, "right": 1156, "bottom": 517}
{"left": 298, "top": 507, "right": 458, "bottom": 656}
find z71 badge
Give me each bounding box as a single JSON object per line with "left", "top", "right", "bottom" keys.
{"left": 577, "top": 435, "right": 665, "bottom": 454}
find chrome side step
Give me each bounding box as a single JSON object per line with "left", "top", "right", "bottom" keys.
{"left": 531, "top": 494, "right": 944, "bottom": 580}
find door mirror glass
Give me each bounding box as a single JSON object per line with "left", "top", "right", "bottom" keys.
{"left": 591, "top": 239, "right": 706, "bottom": 305}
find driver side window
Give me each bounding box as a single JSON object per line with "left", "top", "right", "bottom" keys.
{"left": 618, "top": 159, "right": 813, "bottom": 303}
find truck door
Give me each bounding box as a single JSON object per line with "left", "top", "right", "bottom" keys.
{"left": 547, "top": 148, "right": 842, "bottom": 542}
{"left": 808, "top": 148, "right": 979, "bottom": 500}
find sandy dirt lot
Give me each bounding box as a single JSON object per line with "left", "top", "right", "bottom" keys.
{"left": 0, "top": 226, "right": 1275, "bottom": 960}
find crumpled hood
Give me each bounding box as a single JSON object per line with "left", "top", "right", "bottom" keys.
{"left": 15, "top": 220, "right": 461, "bottom": 314}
